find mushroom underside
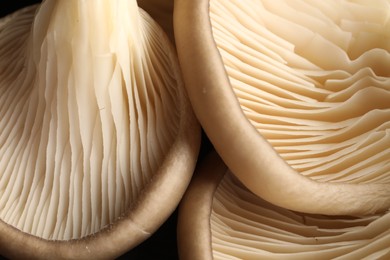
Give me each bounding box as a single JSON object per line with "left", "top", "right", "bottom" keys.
{"left": 178, "top": 153, "right": 390, "bottom": 260}
{"left": 0, "top": 1, "right": 200, "bottom": 258}
{"left": 174, "top": 0, "right": 390, "bottom": 216}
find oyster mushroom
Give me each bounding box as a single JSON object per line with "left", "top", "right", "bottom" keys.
{"left": 174, "top": 0, "right": 390, "bottom": 215}
{"left": 178, "top": 153, "right": 390, "bottom": 260}
{"left": 0, "top": 0, "right": 199, "bottom": 259}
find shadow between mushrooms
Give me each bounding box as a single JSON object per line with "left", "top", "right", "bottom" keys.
{"left": 174, "top": 0, "right": 390, "bottom": 215}
{"left": 0, "top": 0, "right": 200, "bottom": 259}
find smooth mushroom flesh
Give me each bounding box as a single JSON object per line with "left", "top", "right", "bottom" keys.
{"left": 174, "top": 0, "right": 390, "bottom": 216}
{"left": 0, "top": 0, "right": 198, "bottom": 244}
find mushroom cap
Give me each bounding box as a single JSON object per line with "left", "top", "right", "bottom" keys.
{"left": 178, "top": 152, "right": 390, "bottom": 259}
{"left": 174, "top": 0, "right": 390, "bottom": 215}
{"left": 0, "top": 1, "right": 200, "bottom": 259}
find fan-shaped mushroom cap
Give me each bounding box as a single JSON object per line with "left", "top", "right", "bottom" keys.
{"left": 178, "top": 153, "right": 390, "bottom": 260}
{"left": 0, "top": 0, "right": 200, "bottom": 258}
{"left": 174, "top": 0, "right": 390, "bottom": 215}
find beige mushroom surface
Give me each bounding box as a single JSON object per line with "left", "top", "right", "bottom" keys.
{"left": 178, "top": 153, "right": 390, "bottom": 260}
{"left": 174, "top": 0, "right": 390, "bottom": 215}
{"left": 0, "top": 0, "right": 199, "bottom": 259}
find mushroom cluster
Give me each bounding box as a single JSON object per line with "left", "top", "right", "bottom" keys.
{"left": 0, "top": 0, "right": 199, "bottom": 258}
{"left": 175, "top": 0, "right": 390, "bottom": 258}
{"left": 1, "top": 0, "right": 390, "bottom": 258}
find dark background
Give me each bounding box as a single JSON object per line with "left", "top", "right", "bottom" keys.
{"left": 0, "top": 1, "right": 205, "bottom": 259}
{"left": 0, "top": 0, "right": 41, "bottom": 18}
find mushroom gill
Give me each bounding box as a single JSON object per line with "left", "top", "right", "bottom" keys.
{"left": 179, "top": 153, "right": 390, "bottom": 260}
{"left": 212, "top": 172, "right": 390, "bottom": 259}
{"left": 0, "top": 0, "right": 199, "bottom": 258}
{"left": 137, "top": 0, "right": 175, "bottom": 42}
{"left": 210, "top": 0, "right": 390, "bottom": 182}
{"left": 174, "top": 0, "right": 390, "bottom": 215}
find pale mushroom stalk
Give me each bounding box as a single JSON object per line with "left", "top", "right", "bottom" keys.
{"left": 174, "top": 0, "right": 390, "bottom": 216}
{"left": 0, "top": 0, "right": 200, "bottom": 258}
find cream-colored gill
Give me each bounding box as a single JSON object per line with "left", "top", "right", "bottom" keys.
{"left": 207, "top": 0, "right": 390, "bottom": 213}
{"left": 0, "top": 0, "right": 181, "bottom": 240}
{"left": 211, "top": 171, "right": 390, "bottom": 259}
